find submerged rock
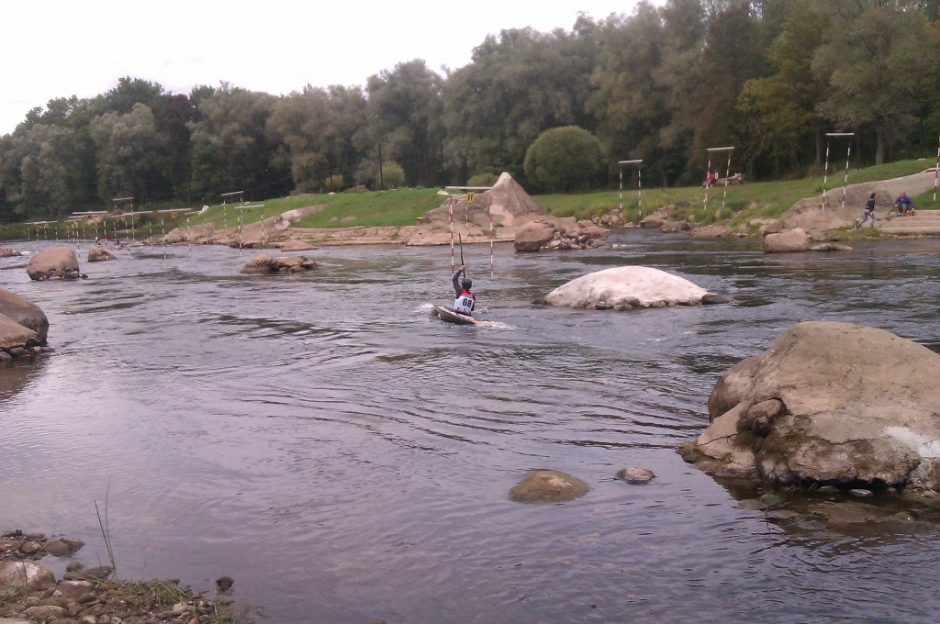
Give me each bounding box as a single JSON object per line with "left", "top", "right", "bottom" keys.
{"left": 509, "top": 470, "right": 589, "bottom": 503}
{"left": 87, "top": 244, "right": 116, "bottom": 262}
{"left": 616, "top": 468, "right": 655, "bottom": 484}
{"left": 682, "top": 321, "right": 940, "bottom": 494}
{"left": 544, "top": 266, "right": 725, "bottom": 310}
{"left": 240, "top": 254, "right": 317, "bottom": 274}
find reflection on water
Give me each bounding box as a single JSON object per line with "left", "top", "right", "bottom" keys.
{"left": 1, "top": 232, "right": 939, "bottom": 623}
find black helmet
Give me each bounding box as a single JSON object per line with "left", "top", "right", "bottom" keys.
{"left": 461, "top": 277, "right": 473, "bottom": 290}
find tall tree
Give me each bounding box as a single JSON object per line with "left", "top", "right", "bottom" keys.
{"left": 691, "top": 2, "right": 769, "bottom": 170}
{"left": 90, "top": 104, "right": 167, "bottom": 204}
{"left": 188, "top": 84, "right": 285, "bottom": 200}
{"left": 366, "top": 60, "right": 444, "bottom": 187}
{"left": 814, "top": 2, "right": 938, "bottom": 163}
{"left": 738, "top": 1, "right": 830, "bottom": 176}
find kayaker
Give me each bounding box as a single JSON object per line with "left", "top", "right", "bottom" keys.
{"left": 452, "top": 264, "right": 476, "bottom": 316}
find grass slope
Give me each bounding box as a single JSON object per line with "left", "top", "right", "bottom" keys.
{"left": 538, "top": 158, "right": 939, "bottom": 227}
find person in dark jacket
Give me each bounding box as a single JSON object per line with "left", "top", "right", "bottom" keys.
{"left": 452, "top": 265, "right": 476, "bottom": 316}
{"left": 856, "top": 192, "right": 877, "bottom": 229}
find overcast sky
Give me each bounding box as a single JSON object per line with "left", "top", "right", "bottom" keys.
{"left": 3, "top": 0, "right": 646, "bottom": 136}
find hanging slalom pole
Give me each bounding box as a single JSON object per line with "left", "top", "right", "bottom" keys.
{"left": 719, "top": 147, "right": 735, "bottom": 216}
{"left": 448, "top": 197, "right": 455, "bottom": 274}
{"left": 822, "top": 133, "right": 853, "bottom": 209}
{"left": 704, "top": 147, "right": 733, "bottom": 214}
{"left": 703, "top": 152, "right": 714, "bottom": 212}
{"left": 618, "top": 159, "right": 643, "bottom": 221}
{"left": 840, "top": 138, "right": 853, "bottom": 211}
{"left": 933, "top": 133, "right": 939, "bottom": 203}
{"left": 488, "top": 198, "right": 494, "bottom": 279}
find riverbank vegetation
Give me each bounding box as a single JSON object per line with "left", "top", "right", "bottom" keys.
{"left": 1, "top": 1, "right": 938, "bottom": 226}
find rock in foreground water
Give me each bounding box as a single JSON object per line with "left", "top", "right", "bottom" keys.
{"left": 544, "top": 266, "right": 725, "bottom": 310}
{"left": 681, "top": 321, "right": 940, "bottom": 493}
{"left": 0, "top": 289, "right": 48, "bottom": 344}
{"left": 509, "top": 470, "right": 589, "bottom": 503}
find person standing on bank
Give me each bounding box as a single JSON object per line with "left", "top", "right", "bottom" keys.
{"left": 857, "top": 192, "right": 877, "bottom": 229}
{"left": 452, "top": 264, "right": 476, "bottom": 316}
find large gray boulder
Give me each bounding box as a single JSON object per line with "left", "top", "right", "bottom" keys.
{"left": 762, "top": 228, "right": 809, "bottom": 253}
{"left": 26, "top": 247, "right": 80, "bottom": 280}
{"left": 514, "top": 220, "right": 556, "bottom": 252}
{"left": 0, "top": 313, "right": 39, "bottom": 351}
{"left": 682, "top": 322, "right": 940, "bottom": 493}
{"left": 0, "top": 288, "right": 49, "bottom": 344}
{"left": 544, "top": 266, "right": 726, "bottom": 310}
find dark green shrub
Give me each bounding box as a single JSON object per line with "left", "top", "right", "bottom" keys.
{"left": 523, "top": 126, "right": 606, "bottom": 192}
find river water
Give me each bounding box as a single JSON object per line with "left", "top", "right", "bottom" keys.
{"left": 1, "top": 231, "right": 939, "bottom": 623}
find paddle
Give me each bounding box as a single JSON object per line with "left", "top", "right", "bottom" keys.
{"left": 459, "top": 233, "right": 465, "bottom": 275}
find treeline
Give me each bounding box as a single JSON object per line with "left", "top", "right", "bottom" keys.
{"left": 1, "top": 0, "right": 939, "bottom": 222}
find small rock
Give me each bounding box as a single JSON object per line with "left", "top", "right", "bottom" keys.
{"left": 850, "top": 488, "right": 874, "bottom": 497}
{"left": 509, "top": 470, "right": 590, "bottom": 504}
{"left": 65, "top": 561, "right": 83, "bottom": 573}
{"left": 615, "top": 467, "right": 655, "bottom": 484}
{"left": 19, "top": 540, "right": 41, "bottom": 554}
{"left": 23, "top": 606, "right": 67, "bottom": 620}
{"left": 758, "top": 493, "right": 784, "bottom": 509}
{"left": 215, "top": 576, "right": 233, "bottom": 592}
{"left": 45, "top": 537, "right": 84, "bottom": 557}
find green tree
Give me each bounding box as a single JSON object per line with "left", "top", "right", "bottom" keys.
{"left": 90, "top": 104, "right": 167, "bottom": 204}
{"left": 691, "top": 2, "right": 768, "bottom": 170}
{"left": 813, "top": 2, "right": 939, "bottom": 164}
{"left": 443, "top": 21, "right": 600, "bottom": 183}
{"left": 188, "top": 84, "right": 285, "bottom": 200}
{"left": 366, "top": 60, "right": 444, "bottom": 187}
{"left": 523, "top": 126, "right": 606, "bottom": 192}
{"left": 737, "top": 1, "right": 830, "bottom": 176}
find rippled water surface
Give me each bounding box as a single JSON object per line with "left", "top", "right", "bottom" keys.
{"left": 2, "top": 232, "right": 939, "bottom": 623}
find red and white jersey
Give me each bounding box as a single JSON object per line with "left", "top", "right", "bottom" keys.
{"left": 453, "top": 290, "right": 475, "bottom": 315}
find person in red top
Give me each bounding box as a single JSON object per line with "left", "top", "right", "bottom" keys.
{"left": 452, "top": 265, "right": 476, "bottom": 316}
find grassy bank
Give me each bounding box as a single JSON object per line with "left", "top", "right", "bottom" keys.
{"left": 538, "top": 158, "right": 939, "bottom": 227}
{"left": 2, "top": 159, "right": 936, "bottom": 244}
{"left": 185, "top": 188, "right": 443, "bottom": 230}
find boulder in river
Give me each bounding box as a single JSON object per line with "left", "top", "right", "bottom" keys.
{"left": 240, "top": 254, "right": 317, "bottom": 274}
{"left": 26, "top": 247, "right": 81, "bottom": 280}
{"left": 0, "top": 247, "right": 22, "bottom": 257}
{"left": 681, "top": 321, "right": 940, "bottom": 493}
{"left": 0, "top": 288, "right": 48, "bottom": 344}
{"left": 509, "top": 470, "right": 589, "bottom": 503}
{"left": 544, "top": 266, "right": 726, "bottom": 310}
{"left": 514, "top": 220, "right": 556, "bottom": 252}
{"left": 0, "top": 313, "right": 39, "bottom": 352}
{"left": 87, "top": 244, "right": 116, "bottom": 262}
{"left": 762, "top": 228, "right": 809, "bottom": 253}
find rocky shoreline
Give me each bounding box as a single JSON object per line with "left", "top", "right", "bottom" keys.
{"left": 0, "top": 530, "right": 241, "bottom": 624}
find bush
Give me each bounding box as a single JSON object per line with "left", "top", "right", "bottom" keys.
{"left": 468, "top": 172, "right": 498, "bottom": 187}
{"left": 381, "top": 161, "right": 405, "bottom": 189}
{"left": 523, "top": 126, "right": 606, "bottom": 193}
{"left": 323, "top": 174, "right": 345, "bottom": 192}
